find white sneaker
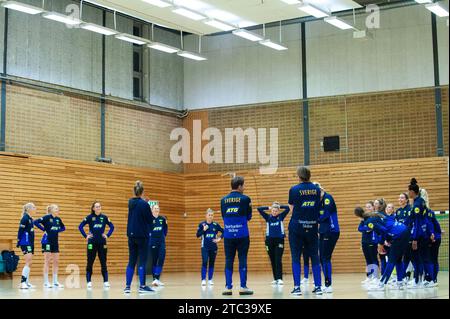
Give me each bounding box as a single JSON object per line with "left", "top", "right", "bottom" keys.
{"left": 156, "top": 280, "right": 165, "bottom": 286}
{"left": 323, "top": 286, "right": 333, "bottom": 293}
{"left": 390, "top": 282, "right": 404, "bottom": 290}
{"left": 422, "top": 281, "right": 434, "bottom": 288}
{"left": 87, "top": 282, "right": 93, "bottom": 289}
{"left": 20, "top": 282, "right": 29, "bottom": 289}
{"left": 270, "top": 280, "right": 278, "bottom": 285}
{"left": 301, "top": 278, "right": 310, "bottom": 285}
{"left": 26, "top": 282, "right": 35, "bottom": 289}
{"left": 361, "top": 277, "right": 370, "bottom": 284}
{"left": 277, "top": 279, "right": 284, "bottom": 286}
{"left": 208, "top": 280, "right": 214, "bottom": 286}
{"left": 103, "top": 282, "right": 110, "bottom": 288}
{"left": 368, "top": 282, "right": 385, "bottom": 291}
{"left": 43, "top": 282, "right": 53, "bottom": 288}
{"left": 201, "top": 280, "right": 207, "bottom": 286}
{"left": 53, "top": 282, "right": 64, "bottom": 289}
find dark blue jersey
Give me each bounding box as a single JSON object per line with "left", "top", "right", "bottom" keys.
{"left": 257, "top": 206, "right": 289, "bottom": 238}
{"left": 358, "top": 219, "right": 379, "bottom": 244}
{"left": 127, "top": 197, "right": 154, "bottom": 238}
{"left": 411, "top": 196, "right": 433, "bottom": 241}
{"left": 427, "top": 209, "right": 441, "bottom": 240}
{"left": 150, "top": 216, "right": 168, "bottom": 245}
{"left": 17, "top": 214, "right": 35, "bottom": 246}
{"left": 221, "top": 191, "right": 252, "bottom": 239}
{"left": 196, "top": 221, "right": 224, "bottom": 250}
{"left": 288, "top": 182, "right": 321, "bottom": 232}
{"left": 395, "top": 205, "right": 413, "bottom": 228}
{"left": 79, "top": 213, "right": 114, "bottom": 243}
{"left": 365, "top": 215, "right": 407, "bottom": 243}
{"left": 318, "top": 193, "right": 340, "bottom": 234}
{"left": 34, "top": 214, "right": 65, "bottom": 244}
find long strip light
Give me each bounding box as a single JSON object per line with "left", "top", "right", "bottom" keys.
{"left": 425, "top": 2, "right": 449, "bottom": 17}
{"left": 42, "top": 12, "right": 82, "bottom": 25}
{"left": 115, "top": 33, "right": 149, "bottom": 45}
{"left": 259, "top": 39, "right": 288, "bottom": 51}
{"left": 172, "top": 7, "right": 206, "bottom": 21}
{"left": 298, "top": 3, "right": 330, "bottom": 18}
{"left": 324, "top": 16, "right": 354, "bottom": 30}
{"left": 177, "top": 51, "right": 207, "bottom": 61}
{"left": 142, "top": 0, "right": 172, "bottom": 8}
{"left": 80, "top": 23, "right": 118, "bottom": 36}
{"left": 280, "top": 0, "right": 301, "bottom": 4}
{"left": 232, "top": 29, "right": 264, "bottom": 42}
{"left": 204, "top": 19, "right": 235, "bottom": 31}
{"left": 1, "top": 1, "right": 44, "bottom": 14}
{"left": 148, "top": 42, "right": 180, "bottom": 53}
{"left": 414, "top": 0, "right": 432, "bottom": 3}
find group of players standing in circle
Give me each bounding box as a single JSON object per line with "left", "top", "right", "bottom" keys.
{"left": 355, "top": 178, "right": 442, "bottom": 291}
{"left": 15, "top": 167, "right": 442, "bottom": 296}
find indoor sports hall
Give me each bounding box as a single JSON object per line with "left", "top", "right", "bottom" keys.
{"left": 0, "top": 0, "right": 448, "bottom": 301}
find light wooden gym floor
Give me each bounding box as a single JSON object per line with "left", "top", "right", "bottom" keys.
{"left": 0, "top": 272, "right": 448, "bottom": 299}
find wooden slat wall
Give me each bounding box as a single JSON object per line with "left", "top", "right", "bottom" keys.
{"left": 1, "top": 153, "right": 448, "bottom": 277}
{"left": 184, "top": 157, "right": 449, "bottom": 274}
{"left": 0, "top": 153, "right": 185, "bottom": 277}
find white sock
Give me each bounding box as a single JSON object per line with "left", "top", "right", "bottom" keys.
{"left": 44, "top": 272, "right": 49, "bottom": 284}
{"left": 53, "top": 273, "right": 58, "bottom": 284}
{"left": 22, "top": 266, "right": 30, "bottom": 280}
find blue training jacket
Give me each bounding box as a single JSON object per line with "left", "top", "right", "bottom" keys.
{"left": 221, "top": 191, "right": 252, "bottom": 239}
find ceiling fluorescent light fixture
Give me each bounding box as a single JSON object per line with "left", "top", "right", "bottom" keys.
{"left": 148, "top": 42, "right": 179, "bottom": 53}
{"left": 172, "top": 7, "right": 206, "bottom": 21}
{"left": 298, "top": 3, "right": 329, "bottom": 18}
{"left": 414, "top": 0, "right": 432, "bottom": 3}
{"left": 80, "top": 23, "right": 118, "bottom": 36}
{"left": 42, "top": 12, "right": 82, "bottom": 25}
{"left": 115, "top": 33, "right": 149, "bottom": 45}
{"left": 280, "top": 0, "right": 301, "bottom": 4}
{"left": 232, "top": 29, "right": 264, "bottom": 42}
{"left": 425, "top": 2, "right": 449, "bottom": 17}
{"left": 204, "top": 19, "right": 235, "bottom": 31}
{"left": 1, "top": 1, "right": 44, "bottom": 14}
{"left": 177, "top": 51, "right": 207, "bottom": 61}
{"left": 324, "top": 16, "right": 354, "bottom": 30}
{"left": 259, "top": 39, "right": 288, "bottom": 51}
{"left": 142, "top": 0, "right": 172, "bottom": 8}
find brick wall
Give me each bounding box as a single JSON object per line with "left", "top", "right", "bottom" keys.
{"left": 6, "top": 83, "right": 101, "bottom": 162}
{"left": 105, "top": 101, "right": 182, "bottom": 172}
{"left": 4, "top": 83, "right": 183, "bottom": 172}
{"left": 184, "top": 87, "right": 448, "bottom": 173}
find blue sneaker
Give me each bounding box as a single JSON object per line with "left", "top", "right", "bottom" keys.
{"left": 290, "top": 287, "right": 302, "bottom": 296}
{"left": 124, "top": 286, "right": 131, "bottom": 294}
{"left": 139, "top": 285, "right": 155, "bottom": 294}
{"left": 312, "top": 286, "right": 323, "bottom": 295}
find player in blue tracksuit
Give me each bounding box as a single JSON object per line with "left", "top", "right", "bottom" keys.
{"left": 427, "top": 209, "right": 442, "bottom": 285}
{"left": 34, "top": 204, "right": 66, "bottom": 288}
{"left": 257, "top": 202, "right": 290, "bottom": 285}
{"left": 355, "top": 205, "right": 379, "bottom": 283}
{"left": 78, "top": 201, "right": 115, "bottom": 288}
{"left": 373, "top": 199, "right": 388, "bottom": 275}
{"left": 221, "top": 176, "right": 253, "bottom": 296}
{"left": 409, "top": 178, "right": 435, "bottom": 287}
{"left": 365, "top": 211, "right": 411, "bottom": 291}
{"left": 196, "top": 208, "right": 224, "bottom": 286}
{"left": 316, "top": 184, "right": 340, "bottom": 293}
{"left": 124, "top": 181, "right": 155, "bottom": 294}
{"left": 395, "top": 193, "right": 414, "bottom": 282}
{"left": 288, "top": 166, "right": 322, "bottom": 296}
{"left": 148, "top": 205, "right": 168, "bottom": 287}
{"left": 17, "top": 203, "right": 37, "bottom": 289}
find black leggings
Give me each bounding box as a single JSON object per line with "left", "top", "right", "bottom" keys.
{"left": 265, "top": 237, "right": 284, "bottom": 281}
{"left": 86, "top": 242, "right": 108, "bottom": 282}
{"left": 362, "top": 243, "right": 379, "bottom": 277}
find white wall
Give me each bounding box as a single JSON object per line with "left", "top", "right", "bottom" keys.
{"left": 307, "top": 5, "right": 434, "bottom": 97}
{"left": 437, "top": 7, "right": 449, "bottom": 85}
{"left": 184, "top": 23, "right": 303, "bottom": 109}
